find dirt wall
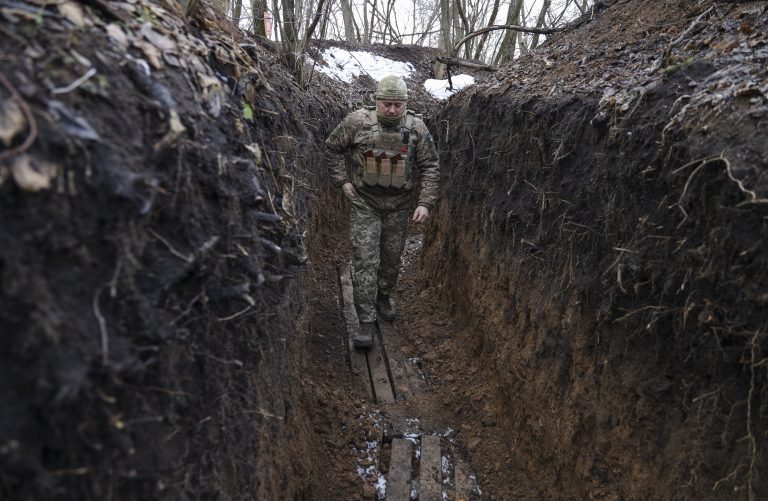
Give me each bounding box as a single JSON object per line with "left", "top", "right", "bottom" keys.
{"left": 422, "top": 1, "right": 768, "bottom": 498}
{"left": 0, "top": 3, "right": 341, "bottom": 499}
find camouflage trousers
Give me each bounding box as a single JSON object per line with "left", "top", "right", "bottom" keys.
{"left": 349, "top": 195, "right": 410, "bottom": 322}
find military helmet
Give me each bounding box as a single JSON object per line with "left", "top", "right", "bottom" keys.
{"left": 375, "top": 75, "right": 408, "bottom": 101}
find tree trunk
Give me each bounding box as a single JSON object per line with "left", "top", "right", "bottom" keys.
{"left": 434, "top": 0, "right": 452, "bottom": 78}
{"left": 272, "top": 0, "right": 283, "bottom": 40}
{"left": 473, "top": 0, "right": 500, "bottom": 60}
{"left": 493, "top": 0, "right": 523, "bottom": 65}
{"left": 251, "top": 0, "right": 267, "bottom": 36}
{"left": 303, "top": 0, "right": 327, "bottom": 44}
{"left": 454, "top": 0, "right": 471, "bottom": 58}
{"left": 319, "top": 0, "right": 332, "bottom": 38}
{"left": 281, "top": 0, "right": 299, "bottom": 45}
{"left": 233, "top": 0, "right": 243, "bottom": 20}
{"left": 384, "top": 0, "right": 397, "bottom": 43}
{"left": 281, "top": 0, "right": 299, "bottom": 72}
{"left": 339, "top": 0, "right": 356, "bottom": 41}
{"left": 369, "top": 0, "right": 378, "bottom": 43}
{"left": 529, "top": 0, "right": 552, "bottom": 50}
{"left": 439, "top": 0, "right": 451, "bottom": 51}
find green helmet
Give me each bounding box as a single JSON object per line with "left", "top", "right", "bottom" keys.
{"left": 375, "top": 75, "right": 408, "bottom": 101}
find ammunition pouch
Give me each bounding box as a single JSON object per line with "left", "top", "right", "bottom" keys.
{"left": 361, "top": 109, "right": 413, "bottom": 189}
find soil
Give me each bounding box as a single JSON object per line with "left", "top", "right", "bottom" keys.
{"left": 418, "top": 0, "right": 768, "bottom": 499}
{"left": 1, "top": 0, "right": 767, "bottom": 500}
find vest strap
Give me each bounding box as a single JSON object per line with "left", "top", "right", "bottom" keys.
{"left": 402, "top": 111, "right": 414, "bottom": 147}
{"left": 369, "top": 109, "right": 379, "bottom": 148}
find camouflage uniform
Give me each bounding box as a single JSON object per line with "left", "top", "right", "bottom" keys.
{"left": 325, "top": 105, "right": 439, "bottom": 322}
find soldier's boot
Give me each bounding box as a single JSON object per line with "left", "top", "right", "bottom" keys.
{"left": 376, "top": 294, "right": 396, "bottom": 323}
{"left": 353, "top": 322, "right": 376, "bottom": 349}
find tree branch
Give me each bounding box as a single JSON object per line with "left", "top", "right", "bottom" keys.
{"left": 452, "top": 23, "right": 563, "bottom": 57}
{"left": 303, "top": 0, "right": 327, "bottom": 46}
{"left": 436, "top": 55, "right": 497, "bottom": 71}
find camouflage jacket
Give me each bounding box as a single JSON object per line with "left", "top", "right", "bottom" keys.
{"left": 325, "top": 108, "right": 440, "bottom": 210}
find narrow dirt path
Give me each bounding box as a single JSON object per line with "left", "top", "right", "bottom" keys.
{"left": 321, "top": 233, "right": 487, "bottom": 500}
{"left": 340, "top": 262, "right": 479, "bottom": 500}
{"left": 303, "top": 218, "right": 527, "bottom": 499}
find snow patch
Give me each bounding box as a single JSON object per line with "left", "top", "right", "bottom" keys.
{"left": 375, "top": 473, "right": 387, "bottom": 498}
{"left": 403, "top": 432, "right": 420, "bottom": 444}
{"left": 424, "top": 75, "right": 475, "bottom": 100}
{"left": 312, "top": 48, "right": 414, "bottom": 83}
{"left": 441, "top": 454, "right": 451, "bottom": 479}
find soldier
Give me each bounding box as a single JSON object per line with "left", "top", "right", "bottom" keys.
{"left": 325, "top": 75, "right": 439, "bottom": 349}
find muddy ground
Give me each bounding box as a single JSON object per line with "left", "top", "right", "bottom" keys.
{"left": 1, "top": 0, "right": 767, "bottom": 500}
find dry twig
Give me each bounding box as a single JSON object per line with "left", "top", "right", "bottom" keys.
{"left": 217, "top": 305, "right": 253, "bottom": 322}
{"left": 671, "top": 6, "right": 714, "bottom": 46}
{"left": 108, "top": 256, "right": 123, "bottom": 299}
{"left": 747, "top": 330, "right": 758, "bottom": 501}
{"left": 672, "top": 155, "right": 768, "bottom": 226}
{"left": 51, "top": 68, "right": 98, "bottom": 95}
{"left": 148, "top": 229, "right": 193, "bottom": 262}
{"left": 170, "top": 290, "right": 206, "bottom": 325}
{"left": 92, "top": 288, "right": 109, "bottom": 365}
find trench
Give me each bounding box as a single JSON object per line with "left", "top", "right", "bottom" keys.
{"left": 298, "top": 3, "right": 768, "bottom": 498}
{"left": 2, "top": 1, "right": 768, "bottom": 500}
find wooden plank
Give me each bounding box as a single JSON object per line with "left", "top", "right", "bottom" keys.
{"left": 378, "top": 320, "right": 426, "bottom": 399}
{"left": 386, "top": 439, "right": 412, "bottom": 501}
{"left": 419, "top": 435, "right": 443, "bottom": 501}
{"left": 454, "top": 460, "right": 474, "bottom": 501}
{"left": 340, "top": 265, "right": 372, "bottom": 400}
{"left": 367, "top": 331, "right": 395, "bottom": 403}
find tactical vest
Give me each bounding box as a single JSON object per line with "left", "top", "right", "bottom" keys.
{"left": 362, "top": 108, "right": 414, "bottom": 189}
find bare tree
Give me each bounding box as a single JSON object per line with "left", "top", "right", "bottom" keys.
{"left": 251, "top": 0, "right": 268, "bottom": 35}
{"left": 529, "top": 0, "right": 552, "bottom": 50}
{"left": 257, "top": 0, "right": 592, "bottom": 80}
{"left": 339, "top": 0, "right": 357, "bottom": 41}
{"left": 472, "top": 0, "right": 500, "bottom": 59}
{"left": 493, "top": 0, "right": 524, "bottom": 65}
{"left": 439, "top": 0, "right": 452, "bottom": 50}
{"left": 232, "top": 0, "right": 243, "bottom": 20}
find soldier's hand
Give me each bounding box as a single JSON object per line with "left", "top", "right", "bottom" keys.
{"left": 341, "top": 182, "right": 358, "bottom": 200}
{"left": 412, "top": 206, "right": 430, "bottom": 224}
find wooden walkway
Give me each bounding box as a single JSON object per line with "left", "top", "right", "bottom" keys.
{"left": 383, "top": 435, "right": 477, "bottom": 501}
{"left": 339, "top": 264, "right": 481, "bottom": 500}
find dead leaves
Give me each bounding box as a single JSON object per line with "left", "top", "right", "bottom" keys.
{"left": 3, "top": 154, "right": 59, "bottom": 192}
{"left": 105, "top": 23, "right": 129, "bottom": 48}
{"left": 198, "top": 74, "right": 224, "bottom": 117}
{"left": 139, "top": 22, "right": 177, "bottom": 51}
{"left": 57, "top": 1, "right": 89, "bottom": 28}
{"left": 0, "top": 98, "right": 26, "bottom": 147}
{"left": 153, "top": 109, "right": 186, "bottom": 151}
{"left": 1, "top": 0, "right": 280, "bottom": 198}
{"left": 132, "top": 22, "right": 181, "bottom": 69}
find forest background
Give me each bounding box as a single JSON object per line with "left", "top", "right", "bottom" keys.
{"left": 200, "top": 0, "right": 591, "bottom": 68}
